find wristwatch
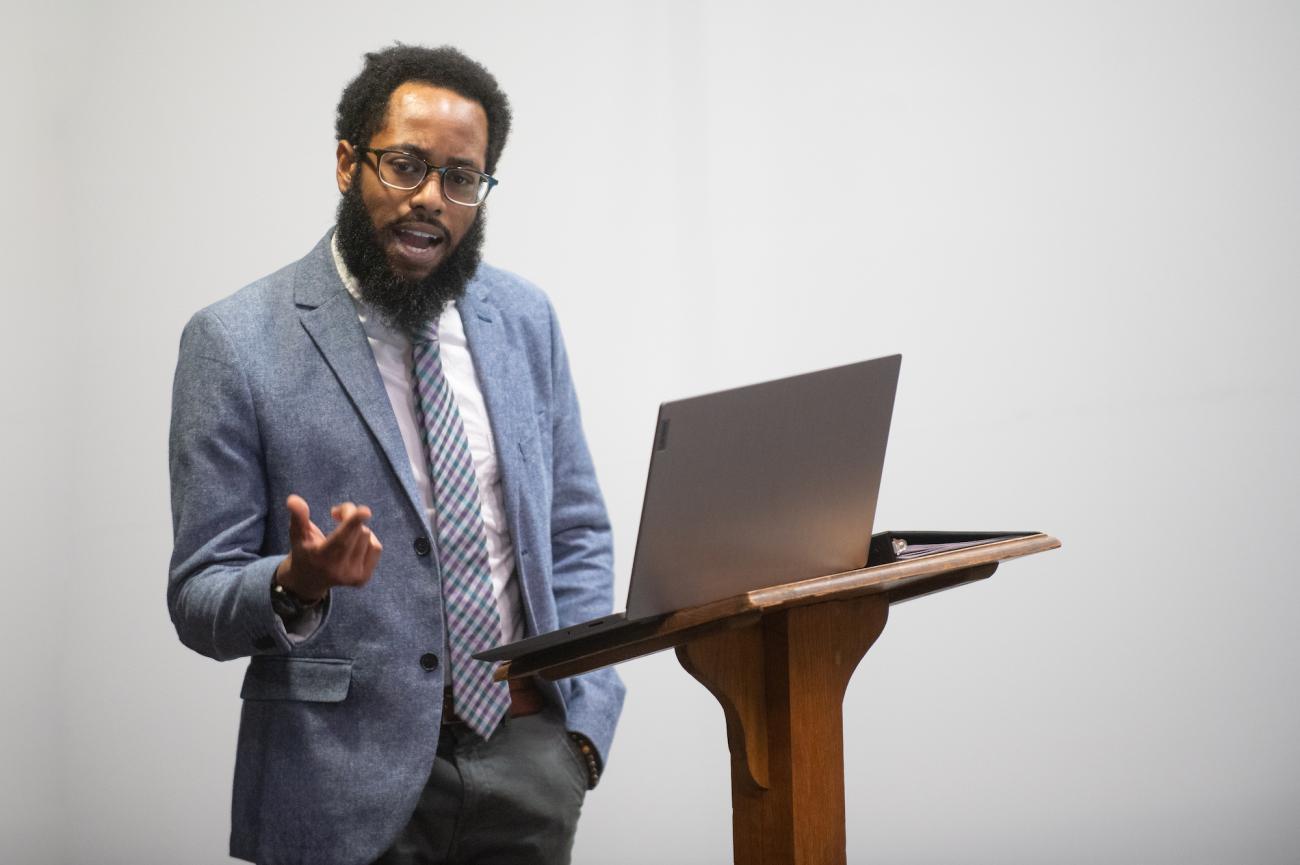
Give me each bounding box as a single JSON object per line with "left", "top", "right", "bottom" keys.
{"left": 270, "top": 577, "right": 322, "bottom": 619}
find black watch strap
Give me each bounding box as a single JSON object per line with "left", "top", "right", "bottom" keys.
{"left": 271, "top": 578, "right": 321, "bottom": 619}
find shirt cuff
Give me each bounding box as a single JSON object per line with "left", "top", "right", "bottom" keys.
{"left": 276, "top": 601, "right": 325, "bottom": 644}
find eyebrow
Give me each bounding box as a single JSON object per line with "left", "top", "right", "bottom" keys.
{"left": 388, "top": 142, "right": 483, "bottom": 172}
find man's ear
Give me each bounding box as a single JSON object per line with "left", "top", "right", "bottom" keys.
{"left": 336, "top": 141, "right": 357, "bottom": 193}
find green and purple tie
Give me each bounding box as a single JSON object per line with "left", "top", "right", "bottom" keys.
{"left": 412, "top": 324, "right": 511, "bottom": 739}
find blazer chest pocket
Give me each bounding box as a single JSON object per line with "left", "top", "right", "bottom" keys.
{"left": 240, "top": 656, "right": 353, "bottom": 703}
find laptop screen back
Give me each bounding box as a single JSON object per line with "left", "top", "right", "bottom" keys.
{"left": 625, "top": 354, "right": 901, "bottom": 619}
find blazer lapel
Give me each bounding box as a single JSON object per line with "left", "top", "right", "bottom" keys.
{"left": 458, "top": 279, "right": 538, "bottom": 564}
{"left": 293, "top": 234, "right": 426, "bottom": 524}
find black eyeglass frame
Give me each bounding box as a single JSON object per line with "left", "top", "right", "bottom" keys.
{"left": 357, "top": 146, "right": 498, "bottom": 206}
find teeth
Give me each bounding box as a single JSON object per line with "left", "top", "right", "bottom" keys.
{"left": 397, "top": 228, "right": 441, "bottom": 248}
{"left": 404, "top": 229, "right": 440, "bottom": 242}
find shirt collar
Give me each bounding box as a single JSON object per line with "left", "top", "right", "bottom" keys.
{"left": 330, "top": 230, "right": 366, "bottom": 305}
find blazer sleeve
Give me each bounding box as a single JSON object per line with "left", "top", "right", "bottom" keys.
{"left": 167, "top": 309, "right": 302, "bottom": 661}
{"left": 542, "top": 299, "right": 626, "bottom": 767}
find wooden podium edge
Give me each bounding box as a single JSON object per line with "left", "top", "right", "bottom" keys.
{"left": 496, "top": 532, "right": 1061, "bottom": 683}
{"left": 746, "top": 531, "right": 1060, "bottom": 611}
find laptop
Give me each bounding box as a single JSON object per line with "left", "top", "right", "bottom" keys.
{"left": 475, "top": 353, "right": 902, "bottom": 663}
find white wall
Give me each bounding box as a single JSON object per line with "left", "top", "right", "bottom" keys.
{"left": 2, "top": 8, "right": 72, "bottom": 864}
{"left": 3, "top": 1, "right": 1297, "bottom": 862}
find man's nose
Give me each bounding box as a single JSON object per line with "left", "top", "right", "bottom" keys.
{"left": 409, "top": 172, "right": 446, "bottom": 213}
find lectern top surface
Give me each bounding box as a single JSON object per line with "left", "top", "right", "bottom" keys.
{"left": 490, "top": 531, "right": 1060, "bottom": 682}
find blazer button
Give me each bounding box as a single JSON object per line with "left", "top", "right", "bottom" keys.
{"left": 414, "top": 536, "right": 432, "bottom": 556}
{"left": 420, "top": 653, "right": 439, "bottom": 671}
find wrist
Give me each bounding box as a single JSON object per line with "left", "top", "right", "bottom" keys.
{"left": 271, "top": 560, "right": 325, "bottom": 618}
{"left": 273, "top": 557, "right": 327, "bottom": 604}
{"left": 568, "top": 732, "right": 601, "bottom": 789}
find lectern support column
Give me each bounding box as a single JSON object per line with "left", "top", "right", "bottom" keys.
{"left": 677, "top": 594, "right": 890, "bottom": 865}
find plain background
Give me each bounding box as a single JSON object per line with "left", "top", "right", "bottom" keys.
{"left": 3, "top": 1, "right": 1297, "bottom": 863}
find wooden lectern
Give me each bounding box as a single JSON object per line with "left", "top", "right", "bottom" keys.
{"left": 495, "top": 532, "right": 1060, "bottom": 865}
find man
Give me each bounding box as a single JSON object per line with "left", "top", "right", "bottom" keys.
{"left": 168, "top": 45, "right": 623, "bottom": 865}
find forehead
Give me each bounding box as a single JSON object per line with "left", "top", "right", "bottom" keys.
{"left": 373, "top": 82, "right": 489, "bottom": 163}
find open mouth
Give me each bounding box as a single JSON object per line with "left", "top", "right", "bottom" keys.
{"left": 394, "top": 227, "right": 445, "bottom": 253}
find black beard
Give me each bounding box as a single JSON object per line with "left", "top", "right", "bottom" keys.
{"left": 334, "top": 183, "right": 485, "bottom": 336}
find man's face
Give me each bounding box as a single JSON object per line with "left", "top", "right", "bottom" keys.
{"left": 336, "top": 82, "right": 490, "bottom": 281}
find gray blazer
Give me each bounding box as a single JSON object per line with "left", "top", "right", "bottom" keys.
{"left": 168, "top": 232, "right": 625, "bottom": 865}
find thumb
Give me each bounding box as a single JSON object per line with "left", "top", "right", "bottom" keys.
{"left": 285, "top": 494, "right": 313, "bottom": 544}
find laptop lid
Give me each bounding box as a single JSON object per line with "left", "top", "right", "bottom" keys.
{"left": 624, "top": 354, "right": 901, "bottom": 618}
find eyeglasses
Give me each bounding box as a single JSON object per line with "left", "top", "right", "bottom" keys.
{"left": 358, "top": 147, "right": 498, "bottom": 206}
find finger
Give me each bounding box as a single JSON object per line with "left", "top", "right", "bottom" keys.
{"left": 361, "top": 533, "right": 383, "bottom": 577}
{"left": 348, "top": 530, "right": 382, "bottom": 586}
{"left": 331, "top": 501, "right": 357, "bottom": 526}
{"left": 342, "top": 525, "right": 372, "bottom": 576}
{"left": 329, "top": 505, "right": 368, "bottom": 543}
{"left": 323, "top": 503, "right": 357, "bottom": 544}
{"left": 286, "top": 495, "right": 313, "bottom": 545}
{"left": 322, "top": 508, "right": 373, "bottom": 568}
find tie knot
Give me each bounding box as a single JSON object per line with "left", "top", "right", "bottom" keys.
{"left": 412, "top": 323, "right": 440, "bottom": 347}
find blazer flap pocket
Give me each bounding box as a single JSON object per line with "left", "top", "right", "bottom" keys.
{"left": 240, "top": 657, "right": 353, "bottom": 703}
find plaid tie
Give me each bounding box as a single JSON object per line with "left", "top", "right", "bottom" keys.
{"left": 411, "top": 324, "right": 511, "bottom": 738}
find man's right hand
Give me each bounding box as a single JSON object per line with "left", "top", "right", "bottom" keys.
{"left": 274, "top": 494, "right": 384, "bottom": 602}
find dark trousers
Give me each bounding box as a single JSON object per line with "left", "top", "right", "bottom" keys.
{"left": 373, "top": 710, "right": 588, "bottom": 865}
